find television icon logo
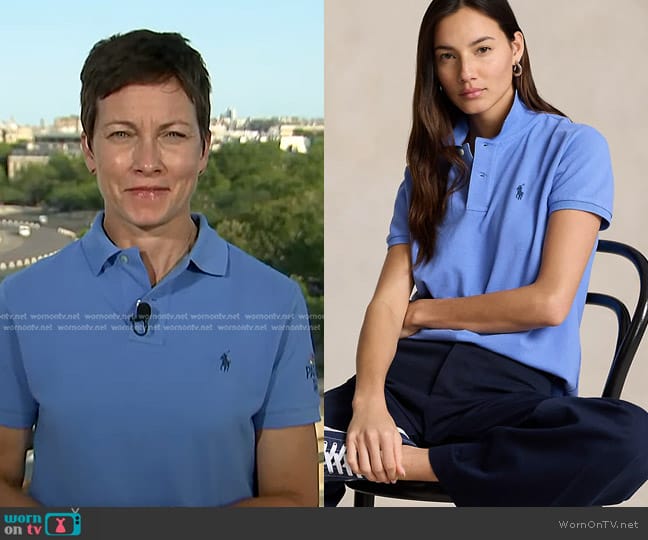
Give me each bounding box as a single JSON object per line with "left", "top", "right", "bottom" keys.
{"left": 44, "top": 512, "right": 82, "bottom": 536}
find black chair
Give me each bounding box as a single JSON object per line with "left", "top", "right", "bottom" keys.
{"left": 348, "top": 239, "right": 648, "bottom": 507}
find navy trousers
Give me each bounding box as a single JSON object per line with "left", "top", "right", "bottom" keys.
{"left": 324, "top": 339, "right": 648, "bottom": 507}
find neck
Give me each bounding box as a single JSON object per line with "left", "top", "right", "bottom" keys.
{"left": 103, "top": 213, "right": 197, "bottom": 286}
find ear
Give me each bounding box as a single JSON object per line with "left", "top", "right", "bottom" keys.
{"left": 81, "top": 132, "right": 97, "bottom": 174}
{"left": 511, "top": 31, "right": 525, "bottom": 64}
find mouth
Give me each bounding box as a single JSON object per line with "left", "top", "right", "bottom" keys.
{"left": 459, "top": 88, "right": 485, "bottom": 99}
{"left": 125, "top": 187, "right": 170, "bottom": 200}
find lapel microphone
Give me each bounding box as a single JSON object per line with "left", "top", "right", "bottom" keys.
{"left": 130, "top": 300, "right": 151, "bottom": 336}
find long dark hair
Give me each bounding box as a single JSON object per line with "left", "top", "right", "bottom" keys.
{"left": 407, "top": 0, "right": 566, "bottom": 265}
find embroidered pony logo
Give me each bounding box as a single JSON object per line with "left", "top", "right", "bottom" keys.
{"left": 515, "top": 184, "right": 525, "bottom": 200}
{"left": 220, "top": 350, "right": 231, "bottom": 372}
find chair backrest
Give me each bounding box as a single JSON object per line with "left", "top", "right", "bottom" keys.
{"left": 586, "top": 240, "right": 648, "bottom": 399}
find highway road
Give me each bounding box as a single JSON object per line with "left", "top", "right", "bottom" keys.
{"left": 0, "top": 224, "right": 75, "bottom": 263}
{"left": 0, "top": 206, "right": 92, "bottom": 280}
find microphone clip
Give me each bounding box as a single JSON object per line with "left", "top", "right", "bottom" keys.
{"left": 130, "top": 300, "right": 152, "bottom": 336}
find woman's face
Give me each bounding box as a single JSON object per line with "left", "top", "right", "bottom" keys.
{"left": 434, "top": 7, "right": 524, "bottom": 132}
{"left": 82, "top": 78, "right": 210, "bottom": 236}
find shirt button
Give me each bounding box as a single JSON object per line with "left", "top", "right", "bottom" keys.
{"left": 120, "top": 254, "right": 128, "bottom": 263}
{"left": 458, "top": 148, "right": 465, "bottom": 156}
{"left": 479, "top": 172, "right": 487, "bottom": 178}
{"left": 482, "top": 143, "right": 489, "bottom": 147}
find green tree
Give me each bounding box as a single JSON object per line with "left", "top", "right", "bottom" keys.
{"left": 12, "top": 162, "right": 59, "bottom": 205}
{"left": 246, "top": 118, "right": 280, "bottom": 132}
{"left": 195, "top": 140, "right": 323, "bottom": 286}
{"left": 48, "top": 182, "right": 103, "bottom": 211}
{"left": 0, "top": 142, "right": 14, "bottom": 167}
{"left": 4, "top": 154, "right": 101, "bottom": 210}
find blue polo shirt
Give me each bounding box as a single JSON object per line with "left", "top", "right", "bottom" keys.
{"left": 388, "top": 93, "right": 614, "bottom": 395}
{"left": 0, "top": 212, "right": 320, "bottom": 506}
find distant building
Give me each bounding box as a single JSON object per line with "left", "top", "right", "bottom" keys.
{"left": 0, "top": 121, "right": 34, "bottom": 144}
{"left": 7, "top": 133, "right": 82, "bottom": 179}
{"left": 206, "top": 109, "right": 322, "bottom": 152}
{"left": 267, "top": 126, "right": 280, "bottom": 140}
{"left": 225, "top": 129, "right": 261, "bottom": 144}
{"left": 7, "top": 154, "right": 50, "bottom": 178}
{"left": 224, "top": 107, "right": 237, "bottom": 122}
{"left": 209, "top": 121, "right": 227, "bottom": 149}
{"left": 52, "top": 115, "right": 82, "bottom": 134}
{"left": 295, "top": 123, "right": 324, "bottom": 135}
{"left": 279, "top": 135, "right": 310, "bottom": 154}
{"left": 280, "top": 124, "right": 297, "bottom": 137}
{"left": 279, "top": 122, "right": 324, "bottom": 138}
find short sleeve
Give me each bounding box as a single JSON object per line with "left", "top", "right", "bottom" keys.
{"left": 386, "top": 168, "right": 412, "bottom": 247}
{"left": 548, "top": 125, "right": 614, "bottom": 230}
{"left": 253, "top": 282, "right": 321, "bottom": 430}
{"left": 0, "top": 282, "right": 38, "bottom": 428}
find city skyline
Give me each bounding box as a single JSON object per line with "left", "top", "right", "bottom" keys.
{"left": 1, "top": 0, "right": 323, "bottom": 126}
{"left": 1, "top": 109, "right": 323, "bottom": 130}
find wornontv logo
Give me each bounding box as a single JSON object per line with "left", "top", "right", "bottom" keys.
{"left": 3, "top": 511, "right": 82, "bottom": 536}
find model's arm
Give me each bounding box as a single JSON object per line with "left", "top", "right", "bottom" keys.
{"left": 0, "top": 426, "right": 39, "bottom": 506}
{"left": 403, "top": 209, "right": 601, "bottom": 335}
{"left": 231, "top": 424, "right": 319, "bottom": 507}
{"left": 345, "top": 243, "right": 414, "bottom": 483}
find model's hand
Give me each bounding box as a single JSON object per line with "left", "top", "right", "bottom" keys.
{"left": 399, "top": 300, "right": 421, "bottom": 338}
{"left": 346, "top": 401, "right": 406, "bottom": 483}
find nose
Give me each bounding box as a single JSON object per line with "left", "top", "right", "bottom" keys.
{"left": 132, "top": 136, "right": 163, "bottom": 175}
{"left": 458, "top": 56, "right": 476, "bottom": 83}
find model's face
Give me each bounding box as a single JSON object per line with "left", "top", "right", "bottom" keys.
{"left": 82, "top": 78, "right": 210, "bottom": 233}
{"left": 434, "top": 7, "right": 524, "bottom": 127}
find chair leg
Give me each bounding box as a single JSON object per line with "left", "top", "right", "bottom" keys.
{"left": 354, "top": 490, "right": 375, "bottom": 507}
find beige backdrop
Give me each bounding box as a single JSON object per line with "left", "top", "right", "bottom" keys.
{"left": 324, "top": 0, "right": 648, "bottom": 506}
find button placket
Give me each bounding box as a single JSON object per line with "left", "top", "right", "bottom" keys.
{"left": 466, "top": 140, "right": 495, "bottom": 212}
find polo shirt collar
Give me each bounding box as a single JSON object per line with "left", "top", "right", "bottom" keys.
{"left": 189, "top": 213, "right": 229, "bottom": 276}
{"left": 80, "top": 211, "right": 229, "bottom": 277}
{"left": 452, "top": 91, "right": 535, "bottom": 146}
{"left": 80, "top": 212, "right": 121, "bottom": 275}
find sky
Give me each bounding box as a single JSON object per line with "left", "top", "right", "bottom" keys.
{"left": 0, "top": 0, "right": 323, "bottom": 126}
